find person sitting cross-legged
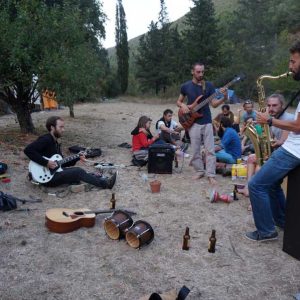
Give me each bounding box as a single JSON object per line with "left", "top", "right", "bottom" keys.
{"left": 156, "top": 108, "right": 188, "bottom": 152}
{"left": 215, "top": 117, "right": 242, "bottom": 164}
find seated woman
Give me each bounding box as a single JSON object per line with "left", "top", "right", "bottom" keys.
{"left": 131, "top": 116, "right": 160, "bottom": 162}
{"left": 215, "top": 117, "right": 242, "bottom": 164}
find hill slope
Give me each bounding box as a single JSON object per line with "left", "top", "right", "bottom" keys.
{"left": 107, "top": 0, "right": 238, "bottom": 64}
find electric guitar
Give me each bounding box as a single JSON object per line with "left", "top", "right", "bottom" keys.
{"left": 178, "top": 74, "right": 245, "bottom": 130}
{"left": 29, "top": 151, "right": 87, "bottom": 183}
{"left": 45, "top": 208, "right": 136, "bottom": 233}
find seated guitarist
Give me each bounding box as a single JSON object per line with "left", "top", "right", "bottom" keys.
{"left": 176, "top": 62, "right": 228, "bottom": 185}
{"left": 24, "top": 116, "right": 116, "bottom": 189}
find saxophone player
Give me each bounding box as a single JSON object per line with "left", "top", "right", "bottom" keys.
{"left": 238, "top": 94, "right": 293, "bottom": 199}
{"left": 245, "top": 40, "right": 300, "bottom": 242}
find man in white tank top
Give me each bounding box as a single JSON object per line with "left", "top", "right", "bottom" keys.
{"left": 245, "top": 40, "right": 300, "bottom": 242}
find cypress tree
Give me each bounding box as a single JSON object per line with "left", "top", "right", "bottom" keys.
{"left": 115, "top": 0, "right": 129, "bottom": 94}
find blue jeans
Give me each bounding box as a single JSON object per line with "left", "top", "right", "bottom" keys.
{"left": 248, "top": 147, "right": 300, "bottom": 236}
{"left": 215, "top": 149, "right": 236, "bottom": 164}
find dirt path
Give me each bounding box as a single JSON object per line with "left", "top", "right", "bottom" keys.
{"left": 0, "top": 99, "right": 299, "bottom": 300}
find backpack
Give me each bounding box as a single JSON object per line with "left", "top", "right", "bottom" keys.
{"left": 0, "top": 162, "right": 8, "bottom": 175}
{"left": 0, "top": 191, "right": 42, "bottom": 211}
{"left": 68, "top": 145, "right": 102, "bottom": 158}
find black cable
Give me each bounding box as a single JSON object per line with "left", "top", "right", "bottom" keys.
{"left": 277, "top": 89, "right": 300, "bottom": 119}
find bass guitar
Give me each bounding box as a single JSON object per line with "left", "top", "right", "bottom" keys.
{"left": 178, "top": 74, "right": 245, "bottom": 130}
{"left": 45, "top": 208, "right": 136, "bottom": 233}
{"left": 29, "top": 151, "right": 88, "bottom": 183}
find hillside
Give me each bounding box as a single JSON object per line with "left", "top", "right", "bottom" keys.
{"left": 107, "top": 0, "right": 238, "bottom": 66}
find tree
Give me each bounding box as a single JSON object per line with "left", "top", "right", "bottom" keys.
{"left": 39, "top": 3, "right": 106, "bottom": 118}
{"left": 136, "top": 22, "right": 162, "bottom": 94}
{"left": 136, "top": 0, "right": 173, "bottom": 94}
{"left": 115, "top": 0, "right": 129, "bottom": 94}
{"left": 223, "top": 0, "right": 284, "bottom": 98}
{"left": 0, "top": 0, "right": 107, "bottom": 132}
{"left": 182, "top": 0, "right": 220, "bottom": 76}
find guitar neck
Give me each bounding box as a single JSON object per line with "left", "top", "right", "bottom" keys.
{"left": 192, "top": 80, "right": 235, "bottom": 112}
{"left": 83, "top": 209, "right": 114, "bottom": 215}
{"left": 59, "top": 154, "right": 81, "bottom": 166}
{"left": 79, "top": 209, "right": 136, "bottom": 215}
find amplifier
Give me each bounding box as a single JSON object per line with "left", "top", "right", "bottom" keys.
{"left": 283, "top": 165, "right": 300, "bottom": 260}
{"left": 148, "top": 144, "right": 175, "bottom": 174}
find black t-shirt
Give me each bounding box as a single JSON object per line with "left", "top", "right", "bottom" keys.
{"left": 24, "top": 133, "right": 78, "bottom": 167}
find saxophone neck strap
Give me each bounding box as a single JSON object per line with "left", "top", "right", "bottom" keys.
{"left": 278, "top": 88, "right": 300, "bottom": 119}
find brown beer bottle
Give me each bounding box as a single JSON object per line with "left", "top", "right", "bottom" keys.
{"left": 208, "top": 230, "right": 216, "bottom": 253}
{"left": 110, "top": 193, "right": 116, "bottom": 209}
{"left": 182, "top": 227, "right": 190, "bottom": 251}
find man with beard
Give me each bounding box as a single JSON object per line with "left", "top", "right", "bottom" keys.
{"left": 245, "top": 41, "right": 300, "bottom": 241}
{"left": 24, "top": 116, "right": 116, "bottom": 189}
{"left": 177, "top": 62, "right": 228, "bottom": 185}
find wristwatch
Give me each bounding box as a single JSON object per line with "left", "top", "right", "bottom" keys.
{"left": 267, "top": 117, "right": 273, "bottom": 126}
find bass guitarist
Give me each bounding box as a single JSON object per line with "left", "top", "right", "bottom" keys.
{"left": 24, "top": 116, "right": 116, "bottom": 189}
{"left": 176, "top": 62, "right": 228, "bottom": 185}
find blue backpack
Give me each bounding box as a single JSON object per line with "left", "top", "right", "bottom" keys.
{"left": 0, "top": 162, "right": 7, "bottom": 175}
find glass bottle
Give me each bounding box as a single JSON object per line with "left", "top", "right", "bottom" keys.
{"left": 208, "top": 230, "right": 216, "bottom": 253}
{"left": 110, "top": 193, "right": 116, "bottom": 209}
{"left": 182, "top": 227, "right": 190, "bottom": 251}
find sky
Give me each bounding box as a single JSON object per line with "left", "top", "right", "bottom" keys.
{"left": 101, "top": 0, "right": 192, "bottom": 49}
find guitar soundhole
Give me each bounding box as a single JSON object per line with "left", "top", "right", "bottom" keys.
{"left": 74, "top": 212, "right": 84, "bottom": 216}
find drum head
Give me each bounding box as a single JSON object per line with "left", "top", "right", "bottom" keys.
{"left": 126, "top": 220, "right": 154, "bottom": 249}
{"left": 104, "top": 210, "right": 133, "bottom": 240}
{"left": 126, "top": 231, "right": 140, "bottom": 249}
{"left": 104, "top": 219, "right": 121, "bottom": 240}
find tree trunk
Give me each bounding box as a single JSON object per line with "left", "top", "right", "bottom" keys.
{"left": 69, "top": 105, "right": 75, "bottom": 118}
{"left": 11, "top": 99, "right": 35, "bottom": 133}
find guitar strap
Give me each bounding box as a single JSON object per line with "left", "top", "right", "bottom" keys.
{"left": 201, "top": 80, "right": 206, "bottom": 96}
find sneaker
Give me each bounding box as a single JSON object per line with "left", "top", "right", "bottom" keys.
{"left": 106, "top": 172, "right": 117, "bottom": 189}
{"left": 245, "top": 230, "right": 278, "bottom": 242}
{"left": 180, "top": 143, "right": 189, "bottom": 153}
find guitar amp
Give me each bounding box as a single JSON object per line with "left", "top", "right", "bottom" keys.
{"left": 148, "top": 144, "right": 175, "bottom": 174}
{"left": 283, "top": 166, "right": 300, "bottom": 260}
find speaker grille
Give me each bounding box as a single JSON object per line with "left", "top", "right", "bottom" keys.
{"left": 148, "top": 145, "right": 174, "bottom": 174}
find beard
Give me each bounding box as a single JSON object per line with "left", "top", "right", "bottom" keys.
{"left": 293, "top": 67, "right": 300, "bottom": 81}
{"left": 53, "top": 130, "right": 62, "bottom": 138}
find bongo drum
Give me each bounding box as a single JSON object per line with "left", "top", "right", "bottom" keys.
{"left": 125, "top": 220, "right": 154, "bottom": 249}
{"left": 104, "top": 210, "right": 133, "bottom": 240}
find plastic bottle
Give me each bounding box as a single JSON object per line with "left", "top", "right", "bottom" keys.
{"left": 231, "top": 164, "right": 237, "bottom": 180}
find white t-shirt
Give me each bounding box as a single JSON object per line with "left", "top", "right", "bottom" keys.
{"left": 272, "top": 111, "right": 294, "bottom": 140}
{"left": 157, "top": 119, "right": 178, "bottom": 134}
{"left": 282, "top": 102, "right": 300, "bottom": 158}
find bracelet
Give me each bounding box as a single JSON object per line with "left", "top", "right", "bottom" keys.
{"left": 267, "top": 117, "right": 273, "bottom": 126}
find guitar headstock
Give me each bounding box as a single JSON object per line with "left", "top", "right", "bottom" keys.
{"left": 233, "top": 73, "right": 246, "bottom": 83}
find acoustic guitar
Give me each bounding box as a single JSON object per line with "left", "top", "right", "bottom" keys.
{"left": 178, "top": 74, "right": 245, "bottom": 130}
{"left": 45, "top": 208, "right": 136, "bottom": 233}
{"left": 29, "top": 151, "right": 89, "bottom": 183}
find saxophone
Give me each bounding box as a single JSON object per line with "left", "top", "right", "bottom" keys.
{"left": 244, "top": 71, "right": 292, "bottom": 166}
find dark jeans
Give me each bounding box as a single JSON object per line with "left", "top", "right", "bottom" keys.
{"left": 45, "top": 167, "right": 108, "bottom": 188}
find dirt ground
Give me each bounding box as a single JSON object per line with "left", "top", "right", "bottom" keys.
{"left": 0, "top": 98, "right": 299, "bottom": 300}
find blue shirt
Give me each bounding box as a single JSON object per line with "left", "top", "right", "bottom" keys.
{"left": 180, "top": 80, "right": 215, "bottom": 125}
{"left": 242, "top": 111, "right": 257, "bottom": 122}
{"left": 221, "top": 127, "right": 242, "bottom": 159}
